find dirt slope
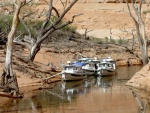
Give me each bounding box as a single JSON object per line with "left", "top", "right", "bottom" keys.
{"left": 51, "top": 2, "right": 150, "bottom": 39}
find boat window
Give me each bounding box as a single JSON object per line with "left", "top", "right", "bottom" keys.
{"left": 73, "top": 67, "right": 78, "bottom": 70}
{"left": 89, "top": 64, "right": 93, "bottom": 67}
{"left": 79, "top": 67, "right": 82, "bottom": 70}
{"left": 108, "top": 64, "right": 112, "bottom": 67}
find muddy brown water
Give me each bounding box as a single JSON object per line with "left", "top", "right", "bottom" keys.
{"left": 0, "top": 66, "right": 149, "bottom": 113}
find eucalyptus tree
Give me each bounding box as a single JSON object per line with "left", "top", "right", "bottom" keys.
{"left": 1, "top": 0, "right": 27, "bottom": 97}
{"left": 14, "top": 0, "right": 79, "bottom": 61}
{"left": 126, "top": 0, "right": 148, "bottom": 65}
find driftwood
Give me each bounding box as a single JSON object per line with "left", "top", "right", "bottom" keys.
{"left": 0, "top": 92, "right": 23, "bottom": 99}
{"left": 43, "top": 72, "right": 61, "bottom": 84}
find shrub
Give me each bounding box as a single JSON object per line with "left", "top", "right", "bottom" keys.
{"left": 0, "top": 14, "right": 13, "bottom": 30}
{"left": 110, "top": 38, "right": 116, "bottom": 44}
{"left": 105, "top": 37, "right": 109, "bottom": 42}
{"left": 118, "top": 38, "right": 127, "bottom": 45}
{"left": 62, "top": 25, "right": 77, "bottom": 32}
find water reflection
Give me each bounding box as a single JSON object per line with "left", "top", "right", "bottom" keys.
{"left": 0, "top": 66, "right": 145, "bottom": 113}
{"left": 95, "top": 75, "right": 114, "bottom": 88}
{"left": 131, "top": 89, "right": 150, "bottom": 113}
{"left": 59, "top": 75, "right": 115, "bottom": 102}
{"left": 117, "top": 66, "right": 142, "bottom": 80}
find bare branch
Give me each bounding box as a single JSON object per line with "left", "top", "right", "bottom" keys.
{"left": 41, "top": 0, "right": 53, "bottom": 30}
{"left": 56, "top": 13, "right": 83, "bottom": 29}
{"left": 22, "top": 9, "right": 39, "bottom": 20}
{"left": 126, "top": 0, "right": 136, "bottom": 23}
{"left": 59, "top": 0, "right": 69, "bottom": 10}
{"left": 52, "top": 6, "right": 60, "bottom": 17}
{"left": 21, "top": 0, "right": 32, "bottom": 6}
{"left": 14, "top": 40, "right": 31, "bottom": 49}
{"left": 13, "top": 34, "right": 23, "bottom": 41}
{"left": 20, "top": 9, "right": 39, "bottom": 39}
{"left": 43, "top": 0, "right": 49, "bottom": 5}
{"left": 43, "top": 0, "right": 78, "bottom": 33}
{"left": 13, "top": 34, "right": 32, "bottom": 49}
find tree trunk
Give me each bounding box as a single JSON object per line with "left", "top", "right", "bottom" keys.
{"left": 28, "top": 43, "right": 41, "bottom": 62}
{"left": 126, "top": 0, "right": 148, "bottom": 65}
{"left": 26, "top": 0, "right": 78, "bottom": 61}
{"left": 140, "top": 20, "right": 148, "bottom": 65}
{"left": 142, "top": 44, "right": 148, "bottom": 65}
{"left": 0, "top": 1, "right": 23, "bottom": 97}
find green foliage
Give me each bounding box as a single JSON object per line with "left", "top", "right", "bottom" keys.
{"left": 118, "top": 38, "right": 127, "bottom": 45}
{"left": 0, "top": 14, "right": 77, "bottom": 37}
{"left": 62, "top": 25, "right": 77, "bottom": 32}
{"left": 110, "top": 38, "right": 116, "bottom": 44}
{"left": 18, "top": 22, "right": 26, "bottom": 32}
{"left": 0, "top": 14, "right": 13, "bottom": 30}
{"left": 27, "top": 20, "right": 43, "bottom": 36}
{"left": 105, "top": 37, "right": 109, "bottom": 42}
{"left": 51, "top": 16, "right": 57, "bottom": 22}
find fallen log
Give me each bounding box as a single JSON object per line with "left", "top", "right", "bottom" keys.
{"left": 0, "top": 92, "right": 23, "bottom": 99}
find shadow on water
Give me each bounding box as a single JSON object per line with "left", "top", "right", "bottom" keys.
{"left": 0, "top": 65, "right": 148, "bottom": 113}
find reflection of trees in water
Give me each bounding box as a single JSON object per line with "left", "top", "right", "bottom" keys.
{"left": 0, "top": 93, "right": 44, "bottom": 113}
{"left": 0, "top": 76, "right": 116, "bottom": 112}
{"left": 132, "top": 90, "right": 150, "bottom": 113}
{"left": 117, "top": 66, "right": 142, "bottom": 79}
{"left": 0, "top": 74, "right": 141, "bottom": 113}
{"left": 0, "top": 99, "right": 20, "bottom": 112}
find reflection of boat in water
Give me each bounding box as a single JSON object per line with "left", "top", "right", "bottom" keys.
{"left": 0, "top": 76, "right": 115, "bottom": 113}
{"left": 63, "top": 76, "right": 116, "bottom": 100}
{"left": 49, "top": 75, "right": 115, "bottom": 102}
{"left": 47, "top": 80, "right": 88, "bottom": 102}
{"left": 61, "top": 81, "right": 85, "bottom": 101}
{"left": 95, "top": 75, "right": 115, "bottom": 88}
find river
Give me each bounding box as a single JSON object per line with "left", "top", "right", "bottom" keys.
{"left": 0, "top": 66, "right": 149, "bottom": 113}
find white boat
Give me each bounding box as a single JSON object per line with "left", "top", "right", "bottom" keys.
{"left": 77, "top": 58, "right": 98, "bottom": 76}
{"left": 61, "top": 57, "right": 116, "bottom": 80}
{"left": 82, "top": 62, "right": 97, "bottom": 75}
{"left": 97, "top": 61, "right": 116, "bottom": 76}
{"left": 77, "top": 57, "right": 114, "bottom": 76}
{"left": 90, "top": 59, "right": 101, "bottom": 75}
{"left": 61, "top": 62, "right": 87, "bottom": 81}
{"left": 99, "top": 57, "right": 116, "bottom": 69}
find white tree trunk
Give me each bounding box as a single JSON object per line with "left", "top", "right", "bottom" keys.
{"left": 126, "top": 0, "right": 148, "bottom": 65}
{"left": 1, "top": 0, "right": 23, "bottom": 97}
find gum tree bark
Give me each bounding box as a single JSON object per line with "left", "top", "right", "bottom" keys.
{"left": 126, "top": 0, "right": 148, "bottom": 65}
{"left": 1, "top": 0, "right": 25, "bottom": 97}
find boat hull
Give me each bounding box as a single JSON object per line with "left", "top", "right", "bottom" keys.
{"left": 62, "top": 73, "right": 86, "bottom": 81}
{"left": 99, "top": 69, "right": 116, "bottom": 76}
{"left": 84, "top": 69, "right": 96, "bottom": 76}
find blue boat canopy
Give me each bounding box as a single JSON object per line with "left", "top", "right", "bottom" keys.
{"left": 71, "top": 62, "right": 87, "bottom": 67}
